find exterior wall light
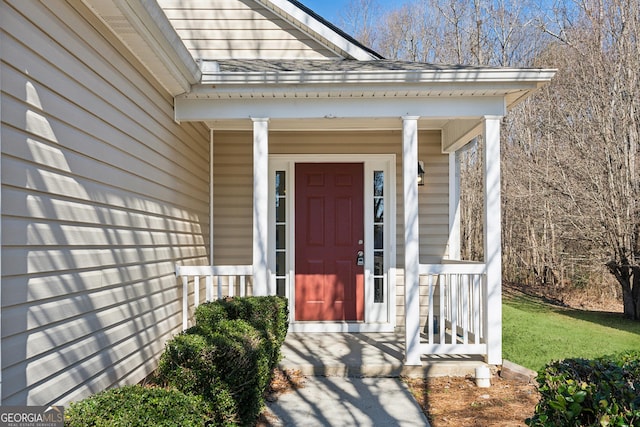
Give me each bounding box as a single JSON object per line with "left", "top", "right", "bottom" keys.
{"left": 417, "top": 160, "right": 425, "bottom": 186}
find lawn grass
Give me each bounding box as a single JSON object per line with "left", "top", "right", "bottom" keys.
{"left": 502, "top": 291, "right": 640, "bottom": 372}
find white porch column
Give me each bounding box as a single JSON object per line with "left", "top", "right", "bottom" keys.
{"left": 448, "top": 152, "right": 461, "bottom": 260}
{"left": 483, "top": 116, "right": 503, "bottom": 365}
{"left": 209, "top": 129, "right": 215, "bottom": 266}
{"left": 402, "top": 116, "right": 421, "bottom": 366}
{"left": 252, "top": 118, "right": 269, "bottom": 296}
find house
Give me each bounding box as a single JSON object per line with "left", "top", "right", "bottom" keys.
{"left": 0, "top": 0, "right": 554, "bottom": 406}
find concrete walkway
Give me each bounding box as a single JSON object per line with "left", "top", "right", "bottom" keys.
{"left": 261, "top": 333, "right": 487, "bottom": 426}
{"left": 263, "top": 376, "right": 430, "bottom": 426}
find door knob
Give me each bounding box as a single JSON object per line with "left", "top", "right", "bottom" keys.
{"left": 356, "top": 250, "right": 364, "bottom": 266}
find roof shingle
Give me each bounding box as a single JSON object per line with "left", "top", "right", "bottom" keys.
{"left": 212, "top": 59, "right": 492, "bottom": 73}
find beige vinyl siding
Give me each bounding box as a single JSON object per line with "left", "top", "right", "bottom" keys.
{"left": 418, "top": 137, "right": 451, "bottom": 262}
{"left": 212, "top": 130, "right": 448, "bottom": 326}
{"left": 1, "top": 0, "right": 210, "bottom": 405}
{"left": 158, "top": 0, "right": 341, "bottom": 60}
{"left": 212, "top": 131, "right": 253, "bottom": 264}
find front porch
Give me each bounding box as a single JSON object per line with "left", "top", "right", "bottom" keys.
{"left": 176, "top": 259, "right": 495, "bottom": 367}
{"left": 277, "top": 332, "right": 486, "bottom": 378}
{"left": 172, "top": 60, "right": 554, "bottom": 367}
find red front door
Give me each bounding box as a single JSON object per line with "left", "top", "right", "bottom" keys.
{"left": 295, "top": 163, "right": 364, "bottom": 321}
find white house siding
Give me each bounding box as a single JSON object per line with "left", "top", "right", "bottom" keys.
{"left": 1, "top": 0, "right": 210, "bottom": 405}
{"left": 212, "top": 129, "right": 448, "bottom": 326}
{"left": 158, "top": 0, "right": 342, "bottom": 60}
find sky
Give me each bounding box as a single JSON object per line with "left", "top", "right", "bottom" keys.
{"left": 298, "top": 0, "right": 352, "bottom": 24}
{"left": 298, "top": 1, "right": 399, "bottom": 27}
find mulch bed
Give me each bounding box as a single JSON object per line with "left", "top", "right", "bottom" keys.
{"left": 405, "top": 375, "right": 539, "bottom": 426}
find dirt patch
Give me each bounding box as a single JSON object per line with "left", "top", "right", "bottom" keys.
{"left": 260, "top": 369, "right": 539, "bottom": 426}
{"left": 257, "top": 369, "right": 306, "bottom": 426}
{"left": 264, "top": 368, "right": 306, "bottom": 400}
{"left": 405, "top": 375, "right": 539, "bottom": 427}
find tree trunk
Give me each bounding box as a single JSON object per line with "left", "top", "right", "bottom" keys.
{"left": 632, "top": 266, "right": 640, "bottom": 320}
{"left": 606, "top": 261, "right": 639, "bottom": 320}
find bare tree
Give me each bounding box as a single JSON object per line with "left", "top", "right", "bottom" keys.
{"left": 338, "top": 0, "right": 382, "bottom": 48}
{"left": 340, "top": 0, "right": 640, "bottom": 317}
{"left": 523, "top": 0, "right": 640, "bottom": 317}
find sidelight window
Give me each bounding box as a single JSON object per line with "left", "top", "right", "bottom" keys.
{"left": 373, "top": 171, "right": 384, "bottom": 303}
{"left": 275, "top": 171, "right": 287, "bottom": 297}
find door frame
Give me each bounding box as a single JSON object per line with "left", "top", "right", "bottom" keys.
{"left": 269, "top": 154, "right": 397, "bottom": 332}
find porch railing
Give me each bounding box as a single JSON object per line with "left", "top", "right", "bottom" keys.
{"left": 176, "top": 262, "right": 488, "bottom": 357}
{"left": 175, "top": 264, "right": 253, "bottom": 330}
{"left": 419, "top": 262, "right": 487, "bottom": 356}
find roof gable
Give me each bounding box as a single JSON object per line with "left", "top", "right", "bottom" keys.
{"left": 157, "top": 0, "right": 380, "bottom": 60}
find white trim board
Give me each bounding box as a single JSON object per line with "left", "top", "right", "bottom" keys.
{"left": 175, "top": 96, "right": 507, "bottom": 122}
{"left": 289, "top": 323, "right": 395, "bottom": 333}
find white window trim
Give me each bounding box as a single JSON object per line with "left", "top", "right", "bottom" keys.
{"left": 269, "top": 154, "right": 396, "bottom": 333}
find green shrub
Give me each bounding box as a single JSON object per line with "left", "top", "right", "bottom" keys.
{"left": 156, "top": 331, "right": 238, "bottom": 426}
{"left": 161, "top": 320, "right": 271, "bottom": 426}
{"left": 66, "top": 297, "right": 289, "bottom": 427}
{"left": 196, "top": 296, "right": 289, "bottom": 371}
{"left": 192, "top": 302, "right": 229, "bottom": 336}
{"left": 527, "top": 351, "right": 640, "bottom": 426}
{"left": 158, "top": 297, "right": 288, "bottom": 426}
{"left": 214, "top": 296, "right": 288, "bottom": 344}
{"left": 65, "top": 385, "right": 209, "bottom": 427}
{"left": 155, "top": 296, "right": 288, "bottom": 426}
{"left": 218, "top": 296, "right": 289, "bottom": 369}
{"left": 207, "top": 319, "right": 272, "bottom": 425}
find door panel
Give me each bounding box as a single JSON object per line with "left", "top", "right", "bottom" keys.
{"left": 295, "top": 163, "right": 364, "bottom": 321}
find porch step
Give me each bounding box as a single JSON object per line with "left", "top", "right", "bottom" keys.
{"left": 279, "top": 332, "right": 487, "bottom": 378}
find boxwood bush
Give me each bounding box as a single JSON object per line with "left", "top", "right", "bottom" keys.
{"left": 157, "top": 296, "right": 288, "bottom": 426}
{"left": 196, "top": 296, "right": 288, "bottom": 370}
{"left": 526, "top": 351, "right": 640, "bottom": 426}
{"left": 156, "top": 330, "right": 238, "bottom": 426}
{"left": 206, "top": 319, "right": 272, "bottom": 423}
{"left": 65, "top": 385, "right": 209, "bottom": 427}
{"left": 211, "top": 295, "right": 289, "bottom": 345}
{"left": 66, "top": 296, "right": 288, "bottom": 427}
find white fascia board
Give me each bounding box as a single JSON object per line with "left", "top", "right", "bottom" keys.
{"left": 201, "top": 66, "right": 556, "bottom": 86}
{"left": 255, "top": 0, "right": 379, "bottom": 60}
{"left": 118, "top": 0, "right": 201, "bottom": 86}
{"left": 175, "top": 95, "right": 506, "bottom": 122}
{"left": 83, "top": 0, "right": 201, "bottom": 94}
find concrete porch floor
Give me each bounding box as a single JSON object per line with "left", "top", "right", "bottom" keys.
{"left": 279, "top": 332, "right": 487, "bottom": 378}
